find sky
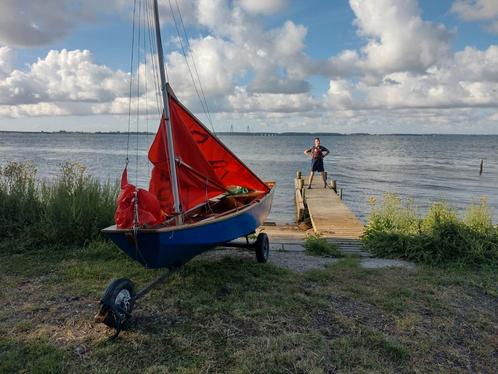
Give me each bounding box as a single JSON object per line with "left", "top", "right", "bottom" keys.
{"left": 0, "top": 0, "right": 498, "bottom": 134}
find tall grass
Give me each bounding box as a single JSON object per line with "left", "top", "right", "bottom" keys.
{"left": 0, "top": 161, "right": 118, "bottom": 250}
{"left": 363, "top": 194, "right": 498, "bottom": 267}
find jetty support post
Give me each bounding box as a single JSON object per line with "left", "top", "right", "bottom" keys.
{"left": 480, "top": 159, "right": 483, "bottom": 175}
{"left": 294, "top": 170, "right": 305, "bottom": 222}
{"left": 330, "top": 179, "right": 337, "bottom": 193}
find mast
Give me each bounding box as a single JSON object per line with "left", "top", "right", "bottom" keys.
{"left": 152, "top": 0, "right": 182, "bottom": 220}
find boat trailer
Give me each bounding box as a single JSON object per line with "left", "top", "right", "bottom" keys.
{"left": 94, "top": 232, "right": 269, "bottom": 338}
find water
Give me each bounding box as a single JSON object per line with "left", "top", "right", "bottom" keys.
{"left": 1, "top": 132, "right": 497, "bottom": 223}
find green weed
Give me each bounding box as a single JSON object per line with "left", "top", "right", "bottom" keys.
{"left": 0, "top": 161, "right": 118, "bottom": 251}
{"left": 304, "top": 233, "right": 343, "bottom": 257}
{"left": 363, "top": 194, "right": 498, "bottom": 267}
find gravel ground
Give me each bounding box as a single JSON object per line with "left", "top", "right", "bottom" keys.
{"left": 199, "top": 248, "right": 415, "bottom": 272}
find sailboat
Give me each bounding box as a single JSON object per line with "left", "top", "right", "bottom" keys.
{"left": 96, "top": 0, "right": 275, "bottom": 335}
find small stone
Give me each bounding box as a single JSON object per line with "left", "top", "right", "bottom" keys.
{"left": 74, "top": 345, "right": 87, "bottom": 355}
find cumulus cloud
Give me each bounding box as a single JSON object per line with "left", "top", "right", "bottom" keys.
{"left": 238, "top": 0, "right": 287, "bottom": 15}
{"left": 451, "top": 0, "right": 498, "bottom": 21}
{"left": 451, "top": 0, "right": 498, "bottom": 34}
{"left": 324, "top": 44, "right": 498, "bottom": 111}
{"left": 0, "top": 49, "right": 136, "bottom": 116}
{"left": 320, "top": 0, "right": 498, "bottom": 115}
{"left": 165, "top": 0, "right": 312, "bottom": 108}
{"left": 0, "top": 49, "right": 128, "bottom": 105}
{"left": 0, "top": 45, "right": 14, "bottom": 77}
{"left": 0, "top": 0, "right": 315, "bottom": 118}
{"left": 1, "top": 0, "right": 498, "bottom": 134}
{"left": 228, "top": 87, "right": 317, "bottom": 114}
{"left": 350, "top": 0, "right": 454, "bottom": 74}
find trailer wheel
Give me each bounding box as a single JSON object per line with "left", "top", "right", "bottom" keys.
{"left": 255, "top": 233, "right": 269, "bottom": 263}
{"left": 95, "top": 278, "right": 135, "bottom": 336}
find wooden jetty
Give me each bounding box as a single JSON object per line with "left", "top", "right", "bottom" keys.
{"left": 251, "top": 170, "right": 368, "bottom": 257}
{"left": 294, "top": 171, "right": 364, "bottom": 239}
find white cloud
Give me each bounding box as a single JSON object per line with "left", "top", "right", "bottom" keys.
{"left": 319, "top": 1, "right": 498, "bottom": 116}
{"left": 228, "top": 87, "right": 317, "bottom": 114}
{"left": 324, "top": 44, "right": 498, "bottom": 111}
{"left": 238, "top": 0, "right": 286, "bottom": 15}
{"left": 166, "top": 1, "right": 311, "bottom": 100}
{"left": 326, "top": 80, "right": 354, "bottom": 109}
{"left": 451, "top": 0, "right": 498, "bottom": 34}
{"left": 1, "top": 0, "right": 498, "bottom": 134}
{"left": 0, "top": 49, "right": 134, "bottom": 116}
{"left": 0, "top": 45, "right": 14, "bottom": 77}
{"left": 166, "top": 36, "right": 246, "bottom": 98}
{"left": 349, "top": 0, "right": 454, "bottom": 74}
{"left": 451, "top": 0, "right": 498, "bottom": 21}
{"left": 0, "top": 49, "right": 128, "bottom": 105}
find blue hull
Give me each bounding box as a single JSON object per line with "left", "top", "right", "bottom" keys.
{"left": 103, "top": 187, "right": 274, "bottom": 269}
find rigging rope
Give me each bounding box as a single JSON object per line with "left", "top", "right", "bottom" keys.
{"left": 167, "top": 0, "right": 216, "bottom": 133}
{"left": 145, "top": 0, "right": 162, "bottom": 115}
{"left": 143, "top": 0, "right": 151, "bottom": 174}
{"left": 126, "top": 0, "right": 138, "bottom": 166}
{"left": 173, "top": 0, "right": 215, "bottom": 132}
{"left": 125, "top": 0, "right": 218, "bottom": 187}
{"left": 135, "top": 0, "right": 143, "bottom": 185}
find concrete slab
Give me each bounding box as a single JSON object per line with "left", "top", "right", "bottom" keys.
{"left": 360, "top": 258, "right": 416, "bottom": 270}
{"left": 281, "top": 243, "right": 306, "bottom": 252}
{"left": 269, "top": 251, "right": 339, "bottom": 272}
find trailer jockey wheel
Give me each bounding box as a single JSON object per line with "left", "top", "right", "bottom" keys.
{"left": 95, "top": 278, "right": 135, "bottom": 338}
{"left": 255, "top": 233, "right": 269, "bottom": 263}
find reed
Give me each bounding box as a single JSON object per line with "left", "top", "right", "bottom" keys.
{"left": 0, "top": 161, "right": 118, "bottom": 250}
{"left": 363, "top": 193, "right": 498, "bottom": 267}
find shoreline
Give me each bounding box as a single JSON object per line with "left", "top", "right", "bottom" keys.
{"left": 2, "top": 130, "right": 497, "bottom": 136}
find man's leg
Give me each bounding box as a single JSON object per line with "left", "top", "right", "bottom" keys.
{"left": 308, "top": 171, "right": 314, "bottom": 188}
{"left": 321, "top": 171, "right": 327, "bottom": 188}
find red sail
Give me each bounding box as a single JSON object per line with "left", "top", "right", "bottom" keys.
{"left": 148, "top": 85, "right": 268, "bottom": 217}
{"left": 148, "top": 115, "right": 226, "bottom": 215}
{"left": 115, "top": 168, "right": 164, "bottom": 228}
{"left": 167, "top": 87, "right": 270, "bottom": 193}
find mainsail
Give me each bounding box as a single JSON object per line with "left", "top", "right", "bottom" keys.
{"left": 116, "top": 85, "right": 269, "bottom": 228}
{"left": 148, "top": 85, "right": 269, "bottom": 216}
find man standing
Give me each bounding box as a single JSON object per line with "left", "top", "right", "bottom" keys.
{"left": 304, "top": 137, "right": 330, "bottom": 188}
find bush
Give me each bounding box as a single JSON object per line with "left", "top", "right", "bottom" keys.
{"left": 304, "top": 233, "right": 342, "bottom": 257}
{"left": 362, "top": 194, "right": 498, "bottom": 267}
{"left": 0, "top": 161, "right": 118, "bottom": 250}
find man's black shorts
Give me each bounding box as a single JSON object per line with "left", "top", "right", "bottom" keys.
{"left": 311, "top": 158, "right": 324, "bottom": 172}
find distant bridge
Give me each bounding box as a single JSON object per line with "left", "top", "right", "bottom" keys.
{"left": 217, "top": 132, "right": 278, "bottom": 136}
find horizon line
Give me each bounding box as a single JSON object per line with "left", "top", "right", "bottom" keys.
{"left": 0, "top": 130, "right": 497, "bottom": 136}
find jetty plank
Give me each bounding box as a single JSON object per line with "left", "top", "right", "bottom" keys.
{"left": 304, "top": 177, "right": 364, "bottom": 238}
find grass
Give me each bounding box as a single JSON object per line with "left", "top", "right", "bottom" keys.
{"left": 0, "top": 161, "right": 117, "bottom": 250}
{"left": 362, "top": 193, "right": 498, "bottom": 267}
{"left": 1, "top": 164, "right": 497, "bottom": 372}
{"left": 303, "top": 233, "right": 342, "bottom": 257}
{"left": 0, "top": 240, "right": 496, "bottom": 373}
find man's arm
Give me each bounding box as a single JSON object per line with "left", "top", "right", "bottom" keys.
{"left": 304, "top": 148, "right": 312, "bottom": 157}
{"left": 321, "top": 146, "right": 330, "bottom": 157}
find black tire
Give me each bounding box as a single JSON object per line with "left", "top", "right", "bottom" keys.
{"left": 255, "top": 233, "right": 269, "bottom": 263}
{"left": 98, "top": 278, "right": 135, "bottom": 329}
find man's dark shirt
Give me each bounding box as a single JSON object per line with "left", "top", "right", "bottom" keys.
{"left": 306, "top": 145, "right": 329, "bottom": 159}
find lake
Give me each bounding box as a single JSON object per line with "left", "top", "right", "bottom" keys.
{"left": 1, "top": 132, "right": 497, "bottom": 223}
